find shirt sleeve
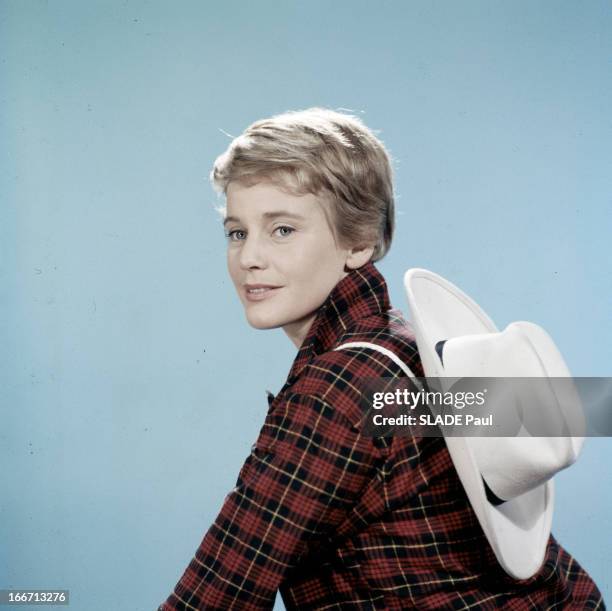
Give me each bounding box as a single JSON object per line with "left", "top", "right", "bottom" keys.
{"left": 158, "top": 392, "right": 380, "bottom": 610}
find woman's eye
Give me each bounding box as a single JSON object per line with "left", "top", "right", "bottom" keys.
{"left": 226, "top": 229, "right": 246, "bottom": 241}
{"left": 274, "top": 226, "right": 294, "bottom": 237}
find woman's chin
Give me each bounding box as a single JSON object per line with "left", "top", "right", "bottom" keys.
{"left": 245, "top": 312, "right": 283, "bottom": 330}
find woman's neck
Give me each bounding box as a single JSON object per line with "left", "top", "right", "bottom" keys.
{"left": 282, "top": 312, "right": 318, "bottom": 349}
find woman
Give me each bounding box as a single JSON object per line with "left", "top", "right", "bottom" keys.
{"left": 158, "top": 108, "right": 604, "bottom": 609}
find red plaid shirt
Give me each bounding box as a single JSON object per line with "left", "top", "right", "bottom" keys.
{"left": 159, "top": 262, "right": 605, "bottom": 610}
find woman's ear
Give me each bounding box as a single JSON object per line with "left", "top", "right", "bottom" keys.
{"left": 345, "top": 244, "right": 375, "bottom": 270}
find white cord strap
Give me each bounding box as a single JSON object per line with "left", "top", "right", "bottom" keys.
{"left": 334, "top": 341, "right": 421, "bottom": 386}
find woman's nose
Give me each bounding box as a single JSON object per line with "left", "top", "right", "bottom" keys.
{"left": 239, "top": 235, "right": 267, "bottom": 269}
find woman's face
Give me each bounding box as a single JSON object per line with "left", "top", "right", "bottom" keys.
{"left": 225, "top": 179, "right": 350, "bottom": 348}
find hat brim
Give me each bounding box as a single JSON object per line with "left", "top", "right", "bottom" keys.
{"left": 404, "top": 268, "right": 552, "bottom": 580}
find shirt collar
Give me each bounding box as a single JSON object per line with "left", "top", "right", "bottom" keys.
{"left": 284, "top": 261, "right": 391, "bottom": 384}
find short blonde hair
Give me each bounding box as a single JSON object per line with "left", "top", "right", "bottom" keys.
{"left": 211, "top": 107, "right": 395, "bottom": 262}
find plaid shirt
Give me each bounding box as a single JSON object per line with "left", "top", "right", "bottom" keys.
{"left": 159, "top": 262, "right": 605, "bottom": 610}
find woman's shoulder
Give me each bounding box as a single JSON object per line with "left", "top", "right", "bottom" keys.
{"left": 332, "top": 306, "right": 424, "bottom": 376}
{"left": 288, "top": 308, "right": 424, "bottom": 424}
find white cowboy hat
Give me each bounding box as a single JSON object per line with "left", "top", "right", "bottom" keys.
{"left": 403, "top": 268, "right": 586, "bottom": 580}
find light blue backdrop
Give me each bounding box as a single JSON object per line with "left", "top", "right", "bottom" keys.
{"left": 1, "top": 1, "right": 610, "bottom": 609}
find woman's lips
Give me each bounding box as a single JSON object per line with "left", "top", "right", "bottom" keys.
{"left": 244, "top": 286, "right": 282, "bottom": 302}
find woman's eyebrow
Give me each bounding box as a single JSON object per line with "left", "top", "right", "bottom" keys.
{"left": 223, "top": 211, "right": 306, "bottom": 226}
